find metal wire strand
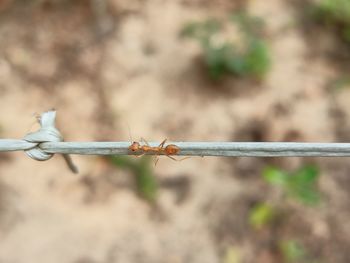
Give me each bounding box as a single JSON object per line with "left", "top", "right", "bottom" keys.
{"left": 1, "top": 140, "right": 350, "bottom": 157}
{"left": 1, "top": 110, "right": 350, "bottom": 175}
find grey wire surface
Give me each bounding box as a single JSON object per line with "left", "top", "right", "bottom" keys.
{"left": 2, "top": 140, "right": 350, "bottom": 157}
{"left": 1, "top": 110, "right": 350, "bottom": 175}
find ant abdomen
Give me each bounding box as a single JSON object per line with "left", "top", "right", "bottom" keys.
{"left": 165, "top": 144, "right": 180, "bottom": 155}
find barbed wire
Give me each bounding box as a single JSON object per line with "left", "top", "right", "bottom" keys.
{"left": 0, "top": 110, "right": 350, "bottom": 174}
{"left": 2, "top": 140, "right": 350, "bottom": 157}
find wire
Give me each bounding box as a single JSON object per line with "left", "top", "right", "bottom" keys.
{"left": 1, "top": 140, "right": 350, "bottom": 157}
{"left": 1, "top": 110, "right": 350, "bottom": 175}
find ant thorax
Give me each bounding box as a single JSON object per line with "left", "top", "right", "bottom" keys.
{"left": 165, "top": 145, "right": 180, "bottom": 155}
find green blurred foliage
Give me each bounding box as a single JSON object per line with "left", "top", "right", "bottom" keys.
{"left": 263, "top": 165, "right": 321, "bottom": 206}
{"left": 329, "top": 76, "right": 350, "bottom": 90}
{"left": 248, "top": 165, "right": 321, "bottom": 262}
{"left": 249, "top": 203, "right": 275, "bottom": 229}
{"left": 181, "top": 19, "right": 222, "bottom": 41}
{"left": 223, "top": 246, "right": 241, "bottom": 263}
{"left": 314, "top": 0, "right": 350, "bottom": 42}
{"left": 109, "top": 156, "right": 158, "bottom": 203}
{"left": 181, "top": 12, "right": 271, "bottom": 80}
{"left": 280, "top": 240, "right": 305, "bottom": 263}
{"left": 316, "top": 0, "right": 350, "bottom": 24}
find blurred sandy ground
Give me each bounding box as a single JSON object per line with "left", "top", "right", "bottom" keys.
{"left": 0, "top": 0, "right": 350, "bottom": 262}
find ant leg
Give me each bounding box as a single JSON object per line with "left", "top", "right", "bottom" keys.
{"left": 140, "top": 138, "right": 167, "bottom": 149}
{"left": 154, "top": 139, "right": 167, "bottom": 165}
{"left": 154, "top": 156, "right": 160, "bottom": 166}
{"left": 158, "top": 139, "right": 167, "bottom": 148}
{"left": 166, "top": 155, "right": 191, "bottom": 162}
{"left": 132, "top": 152, "right": 146, "bottom": 158}
{"left": 166, "top": 155, "right": 177, "bottom": 161}
{"left": 140, "top": 137, "right": 151, "bottom": 146}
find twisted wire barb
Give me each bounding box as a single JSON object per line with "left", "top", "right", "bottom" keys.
{"left": 10, "top": 110, "right": 78, "bottom": 174}
{"left": 1, "top": 110, "right": 350, "bottom": 174}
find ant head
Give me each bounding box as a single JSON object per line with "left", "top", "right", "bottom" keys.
{"left": 165, "top": 144, "right": 180, "bottom": 155}
{"left": 128, "top": 142, "right": 140, "bottom": 152}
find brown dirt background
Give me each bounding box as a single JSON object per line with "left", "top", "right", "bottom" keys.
{"left": 0, "top": 0, "right": 350, "bottom": 262}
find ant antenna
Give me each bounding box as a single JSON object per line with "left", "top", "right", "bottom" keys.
{"left": 125, "top": 120, "right": 133, "bottom": 143}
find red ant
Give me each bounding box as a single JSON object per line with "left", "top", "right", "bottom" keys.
{"left": 128, "top": 138, "right": 187, "bottom": 164}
